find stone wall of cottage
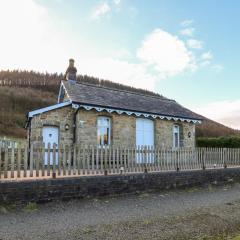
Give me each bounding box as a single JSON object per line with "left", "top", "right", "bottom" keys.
{"left": 155, "top": 120, "right": 195, "bottom": 148}
{"left": 29, "top": 106, "right": 75, "bottom": 146}
{"left": 75, "top": 109, "right": 136, "bottom": 146}
{"left": 29, "top": 108, "right": 196, "bottom": 148}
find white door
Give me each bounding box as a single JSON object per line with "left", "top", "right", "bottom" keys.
{"left": 136, "top": 118, "right": 154, "bottom": 163}
{"left": 43, "top": 126, "right": 59, "bottom": 165}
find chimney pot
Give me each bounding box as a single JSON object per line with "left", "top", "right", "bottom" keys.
{"left": 65, "top": 58, "right": 77, "bottom": 82}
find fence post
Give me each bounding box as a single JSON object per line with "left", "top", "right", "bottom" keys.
{"left": 0, "top": 146, "right": 2, "bottom": 179}
{"left": 30, "top": 143, "right": 34, "bottom": 177}
{"left": 52, "top": 143, "right": 56, "bottom": 178}
{"left": 4, "top": 147, "right": 8, "bottom": 178}
{"left": 202, "top": 148, "right": 206, "bottom": 170}
{"left": 144, "top": 146, "right": 148, "bottom": 173}
{"left": 176, "top": 149, "right": 180, "bottom": 171}
{"left": 24, "top": 145, "right": 28, "bottom": 178}
{"left": 10, "top": 143, "right": 15, "bottom": 178}
{"left": 224, "top": 148, "right": 227, "bottom": 168}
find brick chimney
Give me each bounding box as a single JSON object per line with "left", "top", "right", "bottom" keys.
{"left": 65, "top": 58, "right": 77, "bottom": 84}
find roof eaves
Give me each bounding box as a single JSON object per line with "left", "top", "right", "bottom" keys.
{"left": 71, "top": 101, "right": 203, "bottom": 122}
{"left": 28, "top": 101, "right": 72, "bottom": 118}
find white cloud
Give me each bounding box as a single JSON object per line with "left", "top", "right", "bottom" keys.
{"left": 212, "top": 64, "right": 224, "bottom": 73}
{"left": 200, "top": 52, "right": 212, "bottom": 66}
{"left": 180, "top": 28, "right": 195, "bottom": 37}
{"left": 91, "top": 2, "right": 111, "bottom": 19}
{"left": 181, "top": 19, "right": 194, "bottom": 27}
{"left": 0, "top": 1, "right": 216, "bottom": 93}
{"left": 79, "top": 57, "right": 156, "bottom": 90}
{"left": 113, "top": 0, "right": 121, "bottom": 5}
{"left": 201, "top": 51, "right": 213, "bottom": 60}
{"left": 137, "top": 29, "right": 196, "bottom": 77}
{"left": 111, "top": 48, "right": 132, "bottom": 59}
{"left": 186, "top": 39, "right": 203, "bottom": 49}
{"left": 194, "top": 100, "right": 240, "bottom": 130}
{"left": 0, "top": 0, "right": 72, "bottom": 72}
{"left": 0, "top": 0, "right": 155, "bottom": 91}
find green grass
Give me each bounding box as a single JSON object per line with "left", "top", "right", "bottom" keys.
{"left": 232, "top": 235, "right": 240, "bottom": 240}
{"left": 23, "top": 202, "right": 38, "bottom": 212}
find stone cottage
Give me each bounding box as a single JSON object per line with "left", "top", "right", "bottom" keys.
{"left": 26, "top": 78, "right": 202, "bottom": 151}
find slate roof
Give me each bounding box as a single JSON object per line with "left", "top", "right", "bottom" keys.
{"left": 61, "top": 81, "right": 202, "bottom": 121}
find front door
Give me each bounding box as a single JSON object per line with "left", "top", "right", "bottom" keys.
{"left": 136, "top": 118, "right": 154, "bottom": 163}
{"left": 43, "top": 126, "right": 59, "bottom": 165}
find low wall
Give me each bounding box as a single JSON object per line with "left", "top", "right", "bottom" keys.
{"left": 1, "top": 168, "right": 240, "bottom": 204}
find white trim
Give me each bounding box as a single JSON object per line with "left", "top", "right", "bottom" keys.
{"left": 28, "top": 101, "right": 72, "bottom": 118}
{"left": 173, "top": 125, "right": 180, "bottom": 148}
{"left": 76, "top": 104, "right": 202, "bottom": 124}
{"left": 57, "top": 81, "right": 71, "bottom": 103}
{"left": 28, "top": 101, "right": 202, "bottom": 124}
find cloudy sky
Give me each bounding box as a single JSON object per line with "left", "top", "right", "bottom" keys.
{"left": 0, "top": 0, "right": 239, "bottom": 129}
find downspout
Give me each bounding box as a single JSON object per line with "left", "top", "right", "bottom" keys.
{"left": 25, "top": 115, "right": 32, "bottom": 164}
{"left": 73, "top": 107, "right": 80, "bottom": 144}
{"left": 28, "top": 120, "right": 31, "bottom": 164}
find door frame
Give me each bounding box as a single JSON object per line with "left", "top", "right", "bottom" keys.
{"left": 42, "top": 125, "right": 60, "bottom": 165}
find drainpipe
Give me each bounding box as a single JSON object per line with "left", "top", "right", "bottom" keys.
{"left": 73, "top": 107, "right": 80, "bottom": 144}
{"left": 25, "top": 115, "right": 32, "bottom": 164}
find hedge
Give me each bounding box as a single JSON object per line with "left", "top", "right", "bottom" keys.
{"left": 196, "top": 137, "right": 240, "bottom": 148}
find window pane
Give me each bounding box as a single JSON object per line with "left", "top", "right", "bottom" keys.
{"left": 174, "top": 132, "right": 179, "bottom": 147}
{"left": 97, "top": 117, "right": 111, "bottom": 145}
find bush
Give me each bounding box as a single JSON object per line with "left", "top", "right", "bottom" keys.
{"left": 196, "top": 137, "right": 240, "bottom": 148}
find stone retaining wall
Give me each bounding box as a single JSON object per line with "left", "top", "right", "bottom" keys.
{"left": 1, "top": 168, "right": 240, "bottom": 204}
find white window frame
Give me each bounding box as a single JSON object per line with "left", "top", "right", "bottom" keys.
{"left": 97, "top": 116, "right": 111, "bottom": 146}
{"left": 173, "top": 125, "right": 180, "bottom": 148}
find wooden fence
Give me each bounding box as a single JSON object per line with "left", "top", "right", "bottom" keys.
{"left": 1, "top": 143, "right": 240, "bottom": 180}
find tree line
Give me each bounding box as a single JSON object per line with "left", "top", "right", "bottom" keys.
{"left": 0, "top": 70, "right": 166, "bottom": 98}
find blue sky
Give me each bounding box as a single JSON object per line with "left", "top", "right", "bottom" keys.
{"left": 0, "top": 0, "right": 239, "bottom": 129}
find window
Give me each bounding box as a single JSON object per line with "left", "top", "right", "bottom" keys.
{"left": 136, "top": 118, "right": 154, "bottom": 146}
{"left": 173, "top": 125, "right": 180, "bottom": 148}
{"left": 97, "top": 117, "right": 111, "bottom": 145}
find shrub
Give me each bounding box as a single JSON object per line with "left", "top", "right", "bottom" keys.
{"left": 196, "top": 137, "right": 240, "bottom": 148}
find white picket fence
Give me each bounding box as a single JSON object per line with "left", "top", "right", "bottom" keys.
{"left": 0, "top": 143, "right": 240, "bottom": 180}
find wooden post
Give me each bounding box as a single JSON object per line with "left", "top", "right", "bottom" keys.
{"left": 116, "top": 147, "right": 119, "bottom": 174}
{"left": 202, "top": 148, "right": 206, "bottom": 170}
{"left": 63, "top": 144, "right": 66, "bottom": 176}
{"left": 4, "top": 147, "right": 8, "bottom": 178}
{"left": 30, "top": 143, "right": 34, "bottom": 177}
{"left": 112, "top": 146, "right": 115, "bottom": 174}
{"left": 10, "top": 144, "right": 15, "bottom": 178}
{"left": 87, "top": 146, "right": 90, "bottom": 175}
{"left": 41, "top": 143, "right": 45, "bottom": 177}
{"left": 52, "top": 143, "right": 56, "bottom": 178}
{"left": 100, "top": 145, "right": 103, "bottom": 174}
{"left": 36, "top": 143, "right": 40, "bottom": 178}
{"left": 176, "top": 149, "right": 180, "bottom": 171}
{"left": 58, "top": 144, "right": 62, "bottom": 176}
{"left": 68, "top": 145, "right": 72, "bottom": 175}
{"left": 0, "top": 146, "right": 2, "bottom": 179}
{"left": 73, "top": 144, "right": 76, "bottom": 175}
{"left": 96, "top": 146, "right": 99, "bottom": 174}
{"left": 24, "top": 145, "right": 28, "bottom": 178}
{"left": 91, "top": 146, "right": 95, "bottom": 175}
{"left": 47, "top": 143, "right": 51, "bottom": 176}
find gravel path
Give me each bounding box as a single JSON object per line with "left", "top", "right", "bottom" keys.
{"left": 1, "top": 183, "right": 240, "bottom": 239}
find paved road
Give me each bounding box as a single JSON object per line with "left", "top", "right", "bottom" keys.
{"left": 1, "top": 183, "right": 240, "bottom": 240}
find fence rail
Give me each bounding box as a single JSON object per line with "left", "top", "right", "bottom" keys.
{"left": 1, "top": 144, "right": 240, "bottom": 180}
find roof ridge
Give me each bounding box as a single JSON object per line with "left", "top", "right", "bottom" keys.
{"left": 63, "top": 80, "right": 176, "bottom": 103}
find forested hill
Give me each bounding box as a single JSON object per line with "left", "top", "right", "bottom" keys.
{"left": 0, "top": 70, "right": 239, "bottom": 139}
{"left": 0, "top": 70, "right": 166, "bottom": 98}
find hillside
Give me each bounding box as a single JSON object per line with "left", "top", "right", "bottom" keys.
{"left": 196, "top": 118, "right": 240, "bottom": 137}
{"left": 0, "top": 70, "right": 239, "bottom": 139}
